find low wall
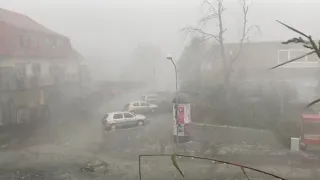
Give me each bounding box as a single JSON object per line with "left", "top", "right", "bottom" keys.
{"left": 190, "top": 123, "right": 284, "bottom": 149}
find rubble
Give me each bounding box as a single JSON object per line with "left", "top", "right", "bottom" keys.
{"left": 60, "top": 172, "right": 78, "bottom": 180}
{"left": 217, "top": 143, "right": 288, "bottom": 156}
{"left": 80, "top": 159, "right": 109, "bottom": 173}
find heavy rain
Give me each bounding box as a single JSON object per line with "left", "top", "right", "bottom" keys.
{"left": 0, "top": 0, "right": 319, "bottom": 179}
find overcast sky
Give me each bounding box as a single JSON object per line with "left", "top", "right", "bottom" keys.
{"left": 1, "top": 0, "right": 320, "bottom": 80}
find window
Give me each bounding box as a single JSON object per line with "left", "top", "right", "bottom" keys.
{"left": 133, "top": 102, "right": 139, "bottom": 106}
{"left": 278, "top": 49, "right": 319, "bottom": 67}
{"left": 35, "top": 39, "right": 40, "bottom": 49}
{"left": 278, "top": 50, "right": 288, "bottom": 63}
{"left": 45, "top": 37, "right": 58, "bottom": 49}
{"left": 148, "top": 95, "right": 158, "bottom": 100}
{"left": 290, "top": 50, "right": 307, "bottom": 62}
{"left": 31, "top": 63, "right": 41, "bottom": 75}
{"left": 64, "top": 39, "right": 71, "bottom": 49}
{"left": 103, "top": 113, "right": 109, "bottom": 119}
{"left": 52, "top": 39, "right": 58, "bottom": 49}
{"left": 20, "top": 35, "right": 30, "bottom": 48}
{"left": 15, "top": 63, "right": 27, "bottom": 77}
{"left": 148, "top": 100, "right": 157, "bottom": 104}
{"left": 123, "top": 113, "right": 134, "bottom": 118}
{"left": 140, "top": 102, "right": 148, "bottom": 106}
{"left": 307, "top": 53, "right": 319, "bottom": 62}
{"left": 45, "top": 38, "right": 50, "bottom": 47}
{"left": 113, "top": 113, "right": 123, "bottom": 119}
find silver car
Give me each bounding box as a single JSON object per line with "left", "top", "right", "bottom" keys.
{"left": 125, "top": 101, "right": 158, "bottom": 114}
{"left": 102, "top": 111, "right": 146, "bottom": 131}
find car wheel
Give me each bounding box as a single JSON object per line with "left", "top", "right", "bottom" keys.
{"left": 137, "top": 120, "right": 144, "bottom": 127}
{"left": 109, "top": 124, "right": 116, "bottom": 131}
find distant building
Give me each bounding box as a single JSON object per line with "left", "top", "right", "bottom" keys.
{"left": 190, "top": 40, "right": 320, "bottom": 102}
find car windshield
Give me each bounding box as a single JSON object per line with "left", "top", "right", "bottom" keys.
{"left": 148, "top": 95, "right": 158, "bottom": 100}
{"left": 2, "top": 1, "right": 318, "bottom": 180}
{"left": 123, "top": 112, "right": 134, "bottom": 118}
{"left": 148, "top": 99, "right": 157, "bottom": 103}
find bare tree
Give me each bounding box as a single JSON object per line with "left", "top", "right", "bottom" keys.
{"left": 270, "top": 20, "right": 320, "bottom": 107}
{"left": 184, "top": 0, "right": 259, "bottom": 87}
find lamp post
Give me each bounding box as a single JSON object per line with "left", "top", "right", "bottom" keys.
{"left": 166, "top": 55, "right": 178, "bottom": 92}
{"left": 166, "top": 54, "right": 179, "bottom": 145}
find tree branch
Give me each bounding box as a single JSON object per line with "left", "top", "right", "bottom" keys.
{"left": 277, "top": 20, "right": 320, "bottom": 58}
{"left": 200, "top": 14, "right": 218, "bottom": 23}
{"left": 203, "top": 0, "right": 218, "bottom": 15}
{"left": 231, "top": 0, "right": 259, "bottom": 64}
{"left": 183, "top": 27, "right": 220, "bottom": 42}
{"left": 306, "top": 98, "right": 320, "bottom": 108}
{"left": 241, "top": 167, "right": 251, "bottom": 180}
{"left": 276, "top": 20, "right": 309, "bottom": 39}
{"left": 139, "top": 154, "right": 287, "bottom": 180}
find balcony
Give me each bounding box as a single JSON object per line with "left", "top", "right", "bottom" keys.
{"left": 0, "top": 72, "right": 82, "bottom": 92}
{"left": 16, "top": 75, "right": 39, "bottom": 90}
{"left": 39, "top": 74, "right": 55, "bottom": 87}
{"left": 0, "top": 73, "right": 55, "bottom": 91}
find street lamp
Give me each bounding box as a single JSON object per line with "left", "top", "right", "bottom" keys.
{"left": 166, "top": 54, "right": 179, "bottom": 145}
{"left": 166, "top": 54, "right": 178, "bottom": 92}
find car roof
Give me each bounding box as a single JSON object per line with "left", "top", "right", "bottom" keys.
{"left": 145, "top": 94, "right": 158, "bottom": 96}
{"left": 107, "top": 111, "right": 131, "bottom": 115}
{"left": 130, "top": 101, "right": 145, "bottom": 104}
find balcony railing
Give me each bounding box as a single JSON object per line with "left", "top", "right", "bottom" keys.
{"left": 0, "top": 73, "right": 56, "bottom": 91}
{"left": 0, "top": 72, "right": 82, "bottom": 91}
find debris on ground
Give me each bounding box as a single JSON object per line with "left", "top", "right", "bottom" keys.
{"left": 217, "top": 143, "right": 287, "bottom": 156}
{"left": 80, "top": 159, "right": 109, "bottom": 173}
{"left": 60, "top": 172, "right": 78, "bottom": 180}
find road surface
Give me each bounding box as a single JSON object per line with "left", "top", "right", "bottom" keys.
{"left": 0, "top": 89, "right": 318, "bottom": 179}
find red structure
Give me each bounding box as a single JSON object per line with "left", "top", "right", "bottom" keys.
{"left": 301, "top": 114, "right": 320, "bottom": 146}
{"left": 0, "top": 8, "right": 75, "bottom": 58}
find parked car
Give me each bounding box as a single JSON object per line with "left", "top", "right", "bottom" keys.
{"left": 124, "top": 101, "right": 158, "bottom": 114}
{"left": 148, "top": 91, "right": 174, "bottom": 113}
{"left": 101, "top": 111, "right": 146, "bottom": 131}
{"left": 141, "top": 94, "right": 161, "bottom": 105}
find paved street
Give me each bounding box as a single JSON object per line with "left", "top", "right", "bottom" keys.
{"left": 0, "top": 89, "right": 319, "bottom": 179}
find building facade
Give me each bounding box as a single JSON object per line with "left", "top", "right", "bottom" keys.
{"left": 197, "top": 40, "right": 320, "bottom": 103}
{"left": 0, "top": 8, "right": 87, "bottom": 125}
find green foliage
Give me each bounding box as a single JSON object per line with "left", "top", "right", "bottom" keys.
{"left": 171, "top": 154, "right": 184, "bottom": 178}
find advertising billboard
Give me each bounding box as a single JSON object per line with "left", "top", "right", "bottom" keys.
{"left": 173, "top": 104, "right": 191, "bottom": 137}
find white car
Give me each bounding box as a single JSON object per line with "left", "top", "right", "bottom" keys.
{"left": 141, "top": 94, "right": 159, "bottom": 104}
{"left": 124, "top": 101, "right": 158, "bottom": 114}
{"left": 102, "top": 111, "right": 146, "bottom": 131}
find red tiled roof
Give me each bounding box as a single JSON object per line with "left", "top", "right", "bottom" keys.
{"left": 0, "top": 8, "right": 66, "bottom": 38}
